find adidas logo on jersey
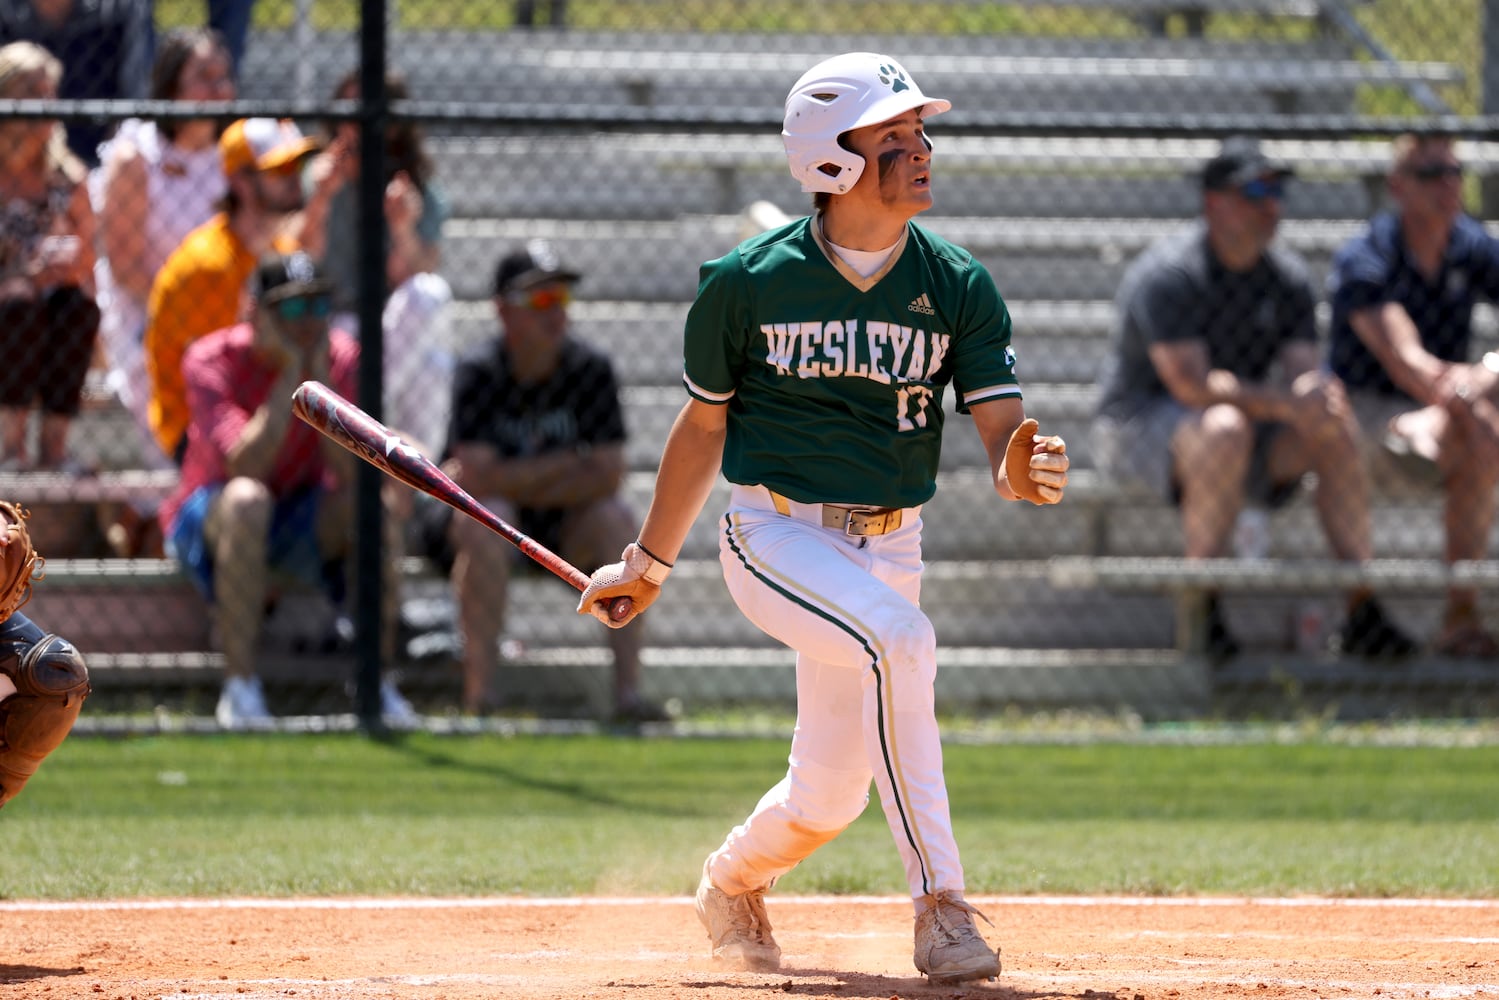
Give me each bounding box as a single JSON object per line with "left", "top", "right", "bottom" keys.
{"left": 907, "top": 293, "right": 935, "bottom": 315}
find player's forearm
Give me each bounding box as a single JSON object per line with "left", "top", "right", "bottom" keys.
{"left": 636, "top": 409, "right": 726, "bottom": 565}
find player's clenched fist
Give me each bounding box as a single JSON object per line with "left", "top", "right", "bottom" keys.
{"left": 577, "top": 541, "right": 672, "bottom": 628}
{"left": 1003, "top": 417, "right": 1069, "bottom": 505}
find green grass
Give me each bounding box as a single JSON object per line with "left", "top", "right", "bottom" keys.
{"left": 3, "top": 732, "right": 1496, "bottom": 900}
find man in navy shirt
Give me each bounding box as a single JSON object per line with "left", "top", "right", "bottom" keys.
{"left": 1328, "top": 133, "right": 1499, "bottom": 658}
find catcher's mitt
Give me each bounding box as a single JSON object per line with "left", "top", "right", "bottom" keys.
{"left": 0, "top": 501, "right": 43, "bottom": 623}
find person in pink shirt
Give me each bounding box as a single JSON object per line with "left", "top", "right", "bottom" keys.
{"left": 160, "top": 250, "right": 413, "bottom": 728}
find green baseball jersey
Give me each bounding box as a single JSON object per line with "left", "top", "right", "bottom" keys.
{"left": 683, "top": 215, "right": 1021, "bottom": 508}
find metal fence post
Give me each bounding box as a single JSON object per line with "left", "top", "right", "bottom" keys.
{"left": 354, "top": 0, "right": 389, "bottom": 730}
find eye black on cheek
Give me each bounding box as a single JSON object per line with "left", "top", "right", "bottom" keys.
{"left": 877, "top": 149, "right": 901, "bottom": 181}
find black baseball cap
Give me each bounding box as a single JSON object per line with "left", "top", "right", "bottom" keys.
{"left": 493, "top": 239, "right": 581, "bottom": 297}
{"left": 253, "top": 249, "right": 333, "bottom": 301}
{"left": 1201, "top": 136, "right": 1295, "bottom": 191}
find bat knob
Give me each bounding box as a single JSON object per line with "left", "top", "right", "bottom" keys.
{"left": 608, "top": 596, "right": 633, "bottom": 622}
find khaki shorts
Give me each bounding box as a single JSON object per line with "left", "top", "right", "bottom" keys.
{"left": 1347, "top": 390, "right": 1444, "bottom": 495}
{"left": 1092, "top": 400, "right": 1302, "bottom": 508}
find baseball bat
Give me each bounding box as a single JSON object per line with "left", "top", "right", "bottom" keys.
{"left": 290, "top": 379, "right": 632, "bottom": 623}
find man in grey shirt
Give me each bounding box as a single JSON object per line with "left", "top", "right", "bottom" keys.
{"left": 1092, "top": 137, "right": 1415, "bottom": 662}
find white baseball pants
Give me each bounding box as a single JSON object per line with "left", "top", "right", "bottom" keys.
{"left": 704, "top": 484, "right": 964, "bottom": 910}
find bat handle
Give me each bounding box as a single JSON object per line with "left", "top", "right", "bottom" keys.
{"left": 607, "top": 596, "right": 633, "bottom": 622}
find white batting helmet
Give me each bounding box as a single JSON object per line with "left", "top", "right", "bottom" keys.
{"left": 782, "top": 52, "right": 952, "bottom": 195}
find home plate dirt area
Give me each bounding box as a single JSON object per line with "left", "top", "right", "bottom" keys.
{"left": 2, "top": 895, "right": 1495, "bottom": 999}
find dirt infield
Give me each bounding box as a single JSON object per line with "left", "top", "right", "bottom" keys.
{"left": 2, "top": 895, "right": 1496, "bottom": 999}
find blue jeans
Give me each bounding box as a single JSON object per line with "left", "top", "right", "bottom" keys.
{"left": 166, "top": 484, "right": 336, "bottom": 603}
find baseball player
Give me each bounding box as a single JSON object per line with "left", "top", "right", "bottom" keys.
{"left": 578, "top": 52, "right": 1068, "bottom": 983}
{"left": 0, "top": 501, "right": 91, "bottom": 809}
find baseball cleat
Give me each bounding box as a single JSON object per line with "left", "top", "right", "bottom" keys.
{"left": 913, "top": 891, "right": 1001, "bottom": 983}
{"left": 695, "top": 860, "right": 781, "bottom": 971}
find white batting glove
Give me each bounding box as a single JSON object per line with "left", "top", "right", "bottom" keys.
{"left": 576, "top": 542, "right": 672, "bottom": 628}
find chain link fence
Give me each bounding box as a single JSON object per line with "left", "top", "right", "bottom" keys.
{"left": 0, "top": 0, "right": 1495, "bottom": 729}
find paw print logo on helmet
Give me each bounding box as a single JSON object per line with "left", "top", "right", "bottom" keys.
{"left": 877, "top": 64, "right": 910, "bottom": 94}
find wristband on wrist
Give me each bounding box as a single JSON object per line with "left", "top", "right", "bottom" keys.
{"left": 627, "top": 541, "right": 673, "bottom": 585}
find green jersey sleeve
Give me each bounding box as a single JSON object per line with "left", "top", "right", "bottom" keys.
{"left": 948, "top": 257, "right": 1020, "bottom": 415}
{"left": 682, "top": 249, "right": 753, "bottom": 405}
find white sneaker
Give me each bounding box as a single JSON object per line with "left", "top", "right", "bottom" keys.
{"left": 694, "top": 860, "right": 781, "bottom": 971}
{"left": 380, "top": 678, "right": 420, "bottom": 727}
{"left": 913, "top": 891, "right": 1001, "bottom": 983}
{"left": 216, "top": 676, "right": 272, "bottom": 730}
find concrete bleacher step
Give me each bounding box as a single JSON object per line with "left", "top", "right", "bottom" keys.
{"left": 80, "top": 644, "right": 1208, "bottom": 721}
{"left": 239, "top": 28, "right": 1455, "bottom": 121}
{"left": 438, "top": 215, "right": 1409, "bottom": 303}
{"left": 429, "top": 134, "right": 1392, "bottom": 222}
{"left": 448, "top": 298, "right": 1119, "bottom": 385}
{"left": 615, "top": 468, "right": 1482, "bottom": 564}
{"left": 477, "top": 644, "right": 1207, "bottom": 719}
{"left": 399, "top": 557, "right": 1179, "bottom": 650}
{"left": 27, "top": 558, "right": 211, "bottom": 655}
{"left": 43, "top": 553, "right": 1476, "bottom": 719}
{"left": 448, "top": 298, "right": 1499, "bottom": 393}
{"left": 239, "top": 28, "right": 1367, "bottom": 105}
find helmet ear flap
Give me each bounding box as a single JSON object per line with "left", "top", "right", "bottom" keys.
{"left": 799, "top": 146, "right": 866, "bottom": 194}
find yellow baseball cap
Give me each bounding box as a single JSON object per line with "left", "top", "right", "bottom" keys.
{"left": 220, "top": 117, "right": 319, "bottom": 176}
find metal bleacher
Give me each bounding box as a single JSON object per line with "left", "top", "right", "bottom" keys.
{"left": 58, "top": 2, "right": 1496, "bottom": 721}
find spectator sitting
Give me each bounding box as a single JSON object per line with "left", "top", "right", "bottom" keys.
{"left": 295, "top": 68, "right": 453, "bottom": 460}
{"left": 1328, "top": 132, "right": 1499, "bottom": 658}
{"left": 1092, "top": 136, "right": 1416, "bottom": 662}
{"left": 91, "top": 26, "right": 236, "bottom": 553}
{"left": 0, "top": 0, "right": 153, "bottom": 166}
{"left": 440, "top": 241, "right": 663, "bottom": 723}
{"left": 0, "top": 40, "right": 99, "bottom": 473}
{"left": 145, "top": 117, "right": 318, "bottom": 465}
{"left": 159, "top": 250, "right": 414, "bottom": 729}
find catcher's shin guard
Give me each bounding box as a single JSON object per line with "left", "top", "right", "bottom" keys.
{"left": 0, "top": 613, "right": 90, "bottom": 808}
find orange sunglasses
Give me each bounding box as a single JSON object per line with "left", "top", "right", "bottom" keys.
{"left": 506, "top": 286, "right": 572, "bottom": 311}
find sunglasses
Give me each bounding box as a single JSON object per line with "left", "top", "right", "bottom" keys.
{"left": 271, "top": 293, "right": 333, "bottom": 321}
{"left": 506, "top": 286, "right": 572, "bottom": 311}
{"left": 1238, "top": 177, "right": 1287, "bottom": 202}
{"left": 1408, "top": 162, "right": 1464, "bottom": 182}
